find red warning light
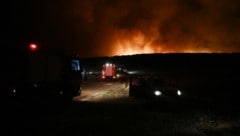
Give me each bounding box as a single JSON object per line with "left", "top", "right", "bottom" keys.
{"left": 29, "top": 43, "right": 38, "bottom": 51}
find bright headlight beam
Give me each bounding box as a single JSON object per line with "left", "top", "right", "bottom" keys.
{"left": 12, "top": 89, "right": 16, "bottom": 93}
{"left": 177, "top": 90, "right": 182, "bottom": 96}
{"left": 154, "top": 90, "right": 162, "bottom": 96}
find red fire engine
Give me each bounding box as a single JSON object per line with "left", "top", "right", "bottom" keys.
{"left": 102, "top": 63, "right": 117, "bottom": 79}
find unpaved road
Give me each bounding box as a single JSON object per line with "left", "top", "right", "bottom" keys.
{"left": 73, "top": 79, "right": 130, "bottom": 102}
{"left": 2, "top": 78, "right": 240, "bottom": 136}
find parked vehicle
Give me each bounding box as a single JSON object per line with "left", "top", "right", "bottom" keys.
{"left": 102, "top": 63, "right": 117, "bottom": 80}
{"left": 129, "top": 75, "right": 185, "bottom": 105}
{"left": 0, "top": 43, "right": 82, "bottom": 105}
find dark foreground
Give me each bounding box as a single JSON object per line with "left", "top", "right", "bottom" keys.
{"left": 1, "top": 98, "right": 240, "bottom": 136}
{"left": 1, "top": 53, "right": 240, "bottom": 136}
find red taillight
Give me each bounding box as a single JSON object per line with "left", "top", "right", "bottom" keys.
{"left": 29, "top": 43, "right": 38, "bottom": 51}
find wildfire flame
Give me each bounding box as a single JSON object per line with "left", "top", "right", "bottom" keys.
{"left": 111, "top": 29, "right": 214, "bottom": 56}
{"left": 72, "top": 0, "right": 240, "bottom": 57}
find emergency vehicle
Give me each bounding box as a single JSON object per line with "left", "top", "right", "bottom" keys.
{"left": 102, "top": 63, "right": 117, "bottom": 79}
{"left": 0, "top": 42, "right": 82, "bottom": 104}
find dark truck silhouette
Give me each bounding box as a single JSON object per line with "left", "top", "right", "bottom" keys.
{"left": 0, "top": 44, "right": 82, "bottom": 105}
{"left": 129, "top": 75, "right": 186, "bottom": 105}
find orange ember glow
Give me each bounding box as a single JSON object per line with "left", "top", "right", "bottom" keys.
{"left": 111, "top": 30, "right": 213, "bottom": 56}
{"left": 70, "top": 0, "right": 240, "bottom": 57}
{"left": 113, "top": 43, "right": 213, "bottom": 56}
{"left": 113, "top": 31, "right": 157, "bottom": 55}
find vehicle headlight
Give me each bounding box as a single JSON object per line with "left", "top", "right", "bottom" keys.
{"left": 10, "top": 88, "right": 17, "bottom": 94}
{"left": 177, "top": 90, "right": 182, "bottom": 96}
{"left": 154, "top": 90, "right": 162, "bottom": 96}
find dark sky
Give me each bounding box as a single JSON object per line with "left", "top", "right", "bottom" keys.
{"left": 4, "top": 0, "right": 240, "bottom": 57}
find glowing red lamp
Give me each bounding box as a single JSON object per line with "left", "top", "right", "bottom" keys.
{"left": 29, "top": 43, "right": 38, "bottom": 51}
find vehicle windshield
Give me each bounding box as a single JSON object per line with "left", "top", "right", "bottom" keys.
{"left": 148, "top": 78, "right": 171, "bottom": 86}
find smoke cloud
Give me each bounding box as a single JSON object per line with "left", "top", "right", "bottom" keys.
{"left": 11, "top": 0, "right": 240, "bottom": 57}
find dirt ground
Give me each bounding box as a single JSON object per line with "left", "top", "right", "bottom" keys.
{"left": 73, "top": 79, "right": 129, "bottom": 102}
{"left": 2, "top": 74, "right": 240, "bottom": 136}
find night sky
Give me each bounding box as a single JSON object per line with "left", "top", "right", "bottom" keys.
{"left": 4, "top": 0, "right": 240, "bottom": 57}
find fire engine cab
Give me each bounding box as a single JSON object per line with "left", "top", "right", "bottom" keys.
{"left": 0, "top": 42, "right": 82, "bottom": 105}
{"left": 102, "top": 63, "right": 117, "bottom": 79}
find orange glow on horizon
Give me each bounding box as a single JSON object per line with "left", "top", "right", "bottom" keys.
{"left": 71, "top": 0, "right": 240, "bottom": 57}
{"left": 111, "top": 30, "right": 215, "bottom": 56}
{"left": 113, "top": 44, "right": 214, "bottom": 56}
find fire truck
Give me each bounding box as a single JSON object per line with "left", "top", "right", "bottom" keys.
{"left": 102, "top": 63, "right": 117, "bottom": 80}
{"left": 0, "top": 43, "right": 82, "bottom": 105}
